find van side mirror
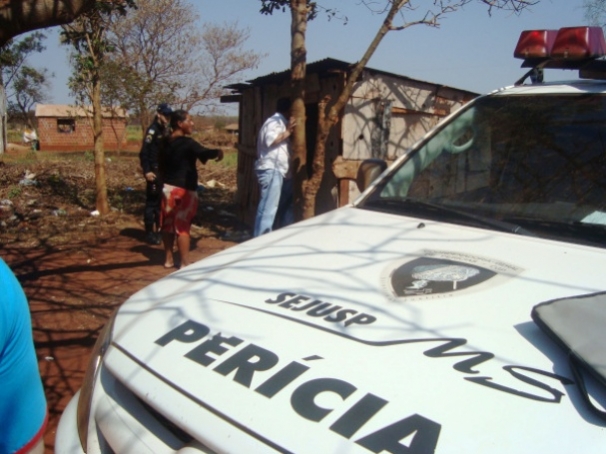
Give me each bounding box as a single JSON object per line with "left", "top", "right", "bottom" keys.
{"left": 356, "top": 159, "right": 388, "bottom": 192}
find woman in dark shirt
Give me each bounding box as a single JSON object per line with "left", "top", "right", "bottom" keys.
{"left": 159, "top": 110, "right": 223, "bottom": 268}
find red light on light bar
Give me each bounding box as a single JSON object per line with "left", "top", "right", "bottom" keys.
{"left": 514, "top": 29, "right": 558, "bottom": 59}
{"left": 550, "top": 26, "right": 606, "bottom": 59}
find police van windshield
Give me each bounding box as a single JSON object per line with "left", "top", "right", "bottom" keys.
{"left": 360, "top": 94, "right": 606, "bottom": 248}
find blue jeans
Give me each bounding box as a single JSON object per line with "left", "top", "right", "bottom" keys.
{"left": 276, "top": 177, "right": 293, "bottom": 229}
{"left": 254, "top": 168, "right": 292, "bottom": 236}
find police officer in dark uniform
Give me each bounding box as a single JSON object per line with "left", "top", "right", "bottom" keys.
{"left": 139, "top": 103, "right": 172, "bottom": 244}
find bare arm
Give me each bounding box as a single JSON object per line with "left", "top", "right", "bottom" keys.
{"left": 270, "top": 117, "right": 296, "bottom": 147}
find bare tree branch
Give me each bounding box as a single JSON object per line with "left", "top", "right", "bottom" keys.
{"left": 584, "top": 0, "right": 606, "bottom": 30}
{"left": 269, "top": 0, "right": 542, "bottom": 219}
{"left": 107, "top": 0, "right": 263, "bottom": 122}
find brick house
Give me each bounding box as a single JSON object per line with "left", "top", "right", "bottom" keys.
{"left": 35, "top": 104, "right": 128, "bottom": 152}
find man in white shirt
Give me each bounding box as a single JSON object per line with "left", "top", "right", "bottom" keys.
{"left": 254, "top": 97, "right": 296, "bottom": 236}
{"left": 23, "top": 128, "right": 39, "bottom": 150}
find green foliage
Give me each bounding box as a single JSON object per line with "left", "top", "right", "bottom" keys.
{"left": 61, "top": 0, "right": 136, "bottom": 105}
{"left": 79, "top": 189, "right": 96, "bottom": 207}
{"left": 0, "top": 32, "right": 50, "bottom": 125}
{"left": 48, "top": 174, "right": 64, "bottom": 185}
{"left": 7, "top": 186, "right": 22, "bottom": 199}
{"left": 12, "top": 65, "right": 51, "bottom": 119}
{"left": 0, "top": 32, "right": 46, "bottom": 70}
{"left": 60, "top": 0, "right": 136, "bottom": 214}
{"left": 260, "top": 0, "right": 298, "bottom": 15}
{"left": 218, "top": 150, "right": 238, "bottom": 170}
{"left": 7, "top": 130, "right": 22, "bottom": 142}
{"left": 111, "top": 192, "right": 124, "bottom": 210}
{"left": 46, "top": 173, "right": 79, "bottom": 205}
{"left": 126, "top": 125, "right": 143, "bottom": 142}
{"left": 1, "top": 147, "right": 38, "bottom": 164}
{"left": 83, "top": 151, "right": 95, "bottom": 162}
{"left": 24, "top": 150, "right": 38, "bottom": 162}
{"left": 258, "top": 1, "right": 344, "bottom": 22}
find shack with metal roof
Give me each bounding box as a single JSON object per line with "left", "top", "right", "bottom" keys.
{"left": 223, "top": 58, "right": 478, "bottom": 225}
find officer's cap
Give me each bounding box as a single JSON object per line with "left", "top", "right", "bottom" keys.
{"left": 157, "top": 103, "right": 173, "bottom": 116}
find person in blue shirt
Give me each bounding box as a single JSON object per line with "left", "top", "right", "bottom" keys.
{"left": 0, "top": 258, "right": 47, "bottom": 454}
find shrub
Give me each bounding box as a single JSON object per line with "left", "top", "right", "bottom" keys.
{"left": 7, "top": 186, "right": 22, "bottom": 199}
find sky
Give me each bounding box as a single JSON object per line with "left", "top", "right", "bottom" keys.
{"left": 37, "top": 0, "right": 588, "bottom": 111}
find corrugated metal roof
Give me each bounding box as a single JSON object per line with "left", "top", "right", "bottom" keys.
{"left": 225, "top": 58, "right": 351, "bottom": 90}
{"left": 225, "top": 57, "right": 478, "bottom": 97}
{"left": 35, "top": 104, "right": 128, "bottom": 118}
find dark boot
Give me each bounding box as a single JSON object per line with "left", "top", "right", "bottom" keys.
{"left": 145, "top": 230, "right": 161, "bottom": 245}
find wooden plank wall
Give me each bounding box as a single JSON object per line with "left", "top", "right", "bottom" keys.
{"left": 236, "top": 84, "right": 293, "bottom": 226}
{"left": 232, "top": 68, "right": 476, "bottom": 223}
{"left": 234, "top": 71, "right": 349, "bottom": 225}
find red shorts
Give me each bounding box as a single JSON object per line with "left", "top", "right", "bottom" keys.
{"left": 161, "top": 184, "right": 198, "bottom": 236}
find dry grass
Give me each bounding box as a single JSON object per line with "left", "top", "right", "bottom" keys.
{"left": 0, "top": 148, "right": 245, "bottom": 248}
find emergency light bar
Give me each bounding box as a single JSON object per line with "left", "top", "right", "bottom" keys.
{"left": 514, "top": 27, "right": 606, "bottom": 60}
{"left": 514, "top": 29, "right": 558, "bottom": 59}
{"left": 514, "top": 26, "right": 606, "bottom": 84}
{"left": 551, "top": 27, "right": 606, "bottom": 59}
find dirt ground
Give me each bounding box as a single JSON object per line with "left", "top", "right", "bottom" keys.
{"left": 0, "top": 146, "right": 246, "bottom": 453}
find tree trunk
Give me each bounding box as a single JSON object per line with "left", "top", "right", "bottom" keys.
{"left": 0, "top": 0, "right": 96, "bottom": 47}
{"left": 302, "top": 95, "right": 331, "bottom": 219}
{"left": 290, "top": 0, "right": 308, "bottom": 221}
{"left": 302, "top": 0, "right": 405, "bottom": 219}
{"left": 139, "top": 97, "right": 150, "bottom": 130}
{"left": 92, "top": 75, "right": 110, "bottom": 214}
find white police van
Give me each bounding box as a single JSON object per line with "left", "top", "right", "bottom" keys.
{"left": 56, "top": 27, "right": 606, "bottom": 453}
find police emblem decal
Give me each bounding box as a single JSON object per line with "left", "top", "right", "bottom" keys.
{"left": 384, "top": 250, "right": 521, "bottom": 300}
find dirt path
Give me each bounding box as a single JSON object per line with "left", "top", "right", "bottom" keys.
{"left": 0, "top": 149, "right": 244, "bottom": 452}
{"left": 2, "top": 219, "right": 236, "bottom": 453}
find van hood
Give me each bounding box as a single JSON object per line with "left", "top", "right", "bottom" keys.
{"left": 104, "top": 207, "right": 606, "bottom": 453}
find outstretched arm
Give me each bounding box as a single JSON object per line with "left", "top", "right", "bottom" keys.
{"left": 194, "top": 144, "right": 224, "bottom": 164}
